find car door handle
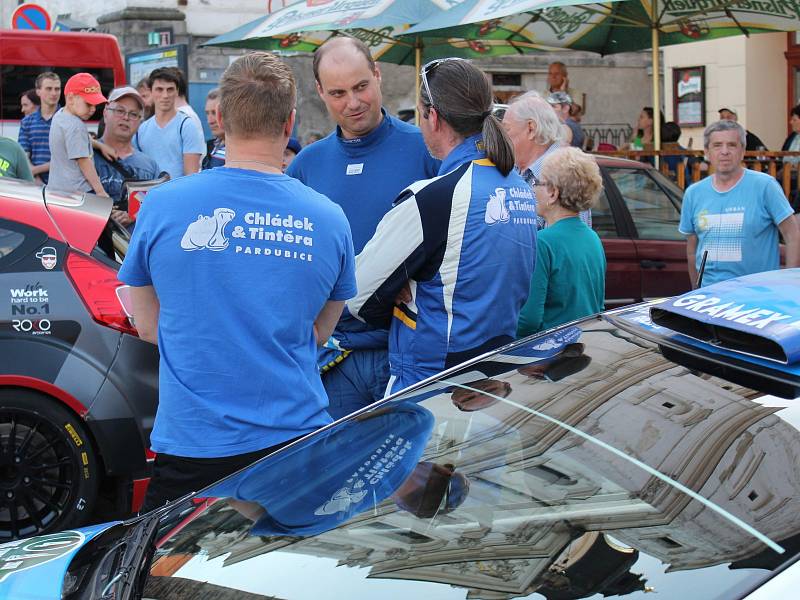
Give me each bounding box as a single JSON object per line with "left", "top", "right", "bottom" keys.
{"left": 640, "top": 259, "right": 666, "bottom": 269}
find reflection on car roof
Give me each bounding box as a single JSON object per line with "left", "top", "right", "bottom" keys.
{"left": 145, "top": 274, "right": 800, "bottom": 598}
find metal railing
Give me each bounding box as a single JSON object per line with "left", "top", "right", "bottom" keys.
{"left": 582, "top": 124, "right": 634, "bottom": 150}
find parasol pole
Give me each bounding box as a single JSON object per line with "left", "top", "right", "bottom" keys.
{"left": 415, "top": 37, "right": 421, "bottom": 125}
{"left": 651, "top": 0, "right": 661, "bottom": 162}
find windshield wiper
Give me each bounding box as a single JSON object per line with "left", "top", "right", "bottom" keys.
{"left": 99, "top": 515, "right": 159, "bottom": 600}
{"left": 65, "top": 515, "right": 161, "bottom": 600}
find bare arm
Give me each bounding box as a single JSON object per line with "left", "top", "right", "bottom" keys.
{"left": 686, "top": 234, "right": 699, "bottom": 289}
{"left": 779, "top": 214, "right": 800, "bottom": 269}
{"left": 183, "top": 153, "right": 201, "bottom": 176}
{"left": 92, "top": 139, "right": 118, "bottom": 162}
{"left": 313, "top": 300, "right": 345, "bottom": 347}
{"left": 129, "top": 285, "right": 160, "bottom": 344}
{"left": 31, "top": 162, "right": 50, "bottom": 176}
{"left": 76, "top": 157, "right": 109, "bottom": 197}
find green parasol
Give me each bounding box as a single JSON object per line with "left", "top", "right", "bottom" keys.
{"left": 406, "top": 0, "right": 800, "bottom": 148}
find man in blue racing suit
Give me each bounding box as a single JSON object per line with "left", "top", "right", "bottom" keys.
{"left": 347, "top": 58, "right": 537, "bottom": 394}
{"left": 288, "top": 37, "right": 439, "bottom": 418}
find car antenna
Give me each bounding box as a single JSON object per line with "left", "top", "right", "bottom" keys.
{"left": 696, "top": 249, "right": 709, "bottom": 288}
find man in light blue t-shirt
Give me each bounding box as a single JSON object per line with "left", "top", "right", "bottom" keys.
{"left": 287, "top": 37, "right": 439, "bottom": 419}
{"left": 679, "top": 120, "right": 799, "bottom": 288}
{"left": 120, "top": 52, "right": 356, "bottom": 513}
{"left": 134, "top": 67, "right": 205, "bottom": 180}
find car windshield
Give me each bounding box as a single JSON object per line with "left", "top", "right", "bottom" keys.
{"left": 139, "top": 315, "right": 800, "bottom": 599}
{"left": 649, "top": 166, "right": 685, "bottom": 204}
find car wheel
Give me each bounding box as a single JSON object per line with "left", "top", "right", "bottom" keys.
{"left": 0, "top": 389, "right": 99, "bottom": 541}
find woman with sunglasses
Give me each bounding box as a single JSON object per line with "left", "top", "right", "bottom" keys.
{"left": 517, "top": 147, "right": 606, "bottom": 337}
{"left": 347, "top": 58, "right": 537, "bottom": 395}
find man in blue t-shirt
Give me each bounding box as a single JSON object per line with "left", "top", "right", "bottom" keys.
{"left": 134, "top": 67, "right": 205, "bottom": 180}
{"left": 679, "top": 120, "right": 799, "bottom": 288}
{"left": 119, "top": 52, "right": 357, "bottom": 513}
{"left": 287, "top": 37, "right": 439, "bottom": 419}
{"left": 93, "top": 86, "right": 160, "bottom": 226}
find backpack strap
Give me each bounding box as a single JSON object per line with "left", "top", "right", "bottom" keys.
{"left": 178, "top": 115, "right": 191, "bottom": 141}
{"left": 108, "top": 157, "right": 136, "bottom": 180}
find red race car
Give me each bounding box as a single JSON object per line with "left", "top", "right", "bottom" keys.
{"left": 0, "top": 178, "right": 159, "bottom": 541}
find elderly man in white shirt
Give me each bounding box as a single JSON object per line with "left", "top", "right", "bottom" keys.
{"left": 502, "top": 91, "right": 591, "bottom": 229}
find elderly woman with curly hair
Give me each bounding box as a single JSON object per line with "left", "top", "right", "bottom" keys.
{"left": 517, "top": 147, "right": 606, "bottom": 336}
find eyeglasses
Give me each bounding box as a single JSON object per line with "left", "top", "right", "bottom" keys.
{"left": 419, "top": 57, "right": 468, "bottom": 115}
{"left": 106, "top": 106, "right": 143, "bottom": 121}
{"left": 531, "top": 177, "right": 552, "bottom": 189}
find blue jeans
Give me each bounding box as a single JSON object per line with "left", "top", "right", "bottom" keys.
{"left": 323, "top": 348, "right": 390, "bottom": 420}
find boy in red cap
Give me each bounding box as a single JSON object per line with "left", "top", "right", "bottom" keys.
{"left": 47, "top": 73, "right": 109, "bottom": 196}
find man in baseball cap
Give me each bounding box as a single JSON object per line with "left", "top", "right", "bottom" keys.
{"left": 47, "top": 73, "right": 109, "bottom": 196}
{"left": 718, "top": 107, "right": 768, "bottom": 151}
{"left": 94, "top": 86, "right": 160, "bottom": 226}
{"left": 548, "top": 91, "right": 584, "bottom": 148}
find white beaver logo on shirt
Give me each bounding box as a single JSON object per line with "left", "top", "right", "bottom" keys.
{"left": 180, "top": 208, "right": 235, "bottom": 251}
{"left": 314, "top": 485, "right": 369, "bottom": 516}
{"left": 484, "top": 187, "right": 510, "bottom": 225}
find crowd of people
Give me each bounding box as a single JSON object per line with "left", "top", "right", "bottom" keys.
{"left": 1, "top": 66, "right": 306, "bottom": 222}
{"left": 1, "top": 40, "right": 798, "bottom": 512}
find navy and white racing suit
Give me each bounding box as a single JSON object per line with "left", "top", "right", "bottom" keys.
{"left": 347, "top": 134, "right": 537, "bottom": 394}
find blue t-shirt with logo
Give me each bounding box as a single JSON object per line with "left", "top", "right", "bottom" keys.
{"left": 679, "top": 169, "right": 793, "bottom": 287}
{"left": 118, "top": 167, "right": 357, "bottom": 458}
{"left": 134, "top": 112, "right": 205, "bottom": 180}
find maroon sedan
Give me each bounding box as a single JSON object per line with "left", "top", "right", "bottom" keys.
{"left": 592, "top": 156, "right": 691, "bottom": 307}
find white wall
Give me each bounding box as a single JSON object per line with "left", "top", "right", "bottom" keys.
{"left": 663, "top": 32, "right": 787, "bottom": 150}
{"left": 746, "top": 33, "right": 788, "bottom": 150}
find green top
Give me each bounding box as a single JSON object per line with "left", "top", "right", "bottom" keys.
{"left": 517, "top": 216, "right": 606, "bottom": 337}
{"left": 0, "top": 137, "right": 34, "bottom": 182}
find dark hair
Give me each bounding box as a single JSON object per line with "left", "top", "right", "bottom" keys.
{"left": 791, "top": 104, "right": 800, "bottom": 120}
{"left": 166, "top": 67, "right": 188, "bottom": 97}
{"left": 662, "top": 121, "right": 682, "bottom": 143}
{"left": 35, "top": 72, "right": 60, "bottom": 88}
{"left": 641, "top": 106, "right": 666, "bottom": 124}
{"left": 394, "top": 463, "right": 469, "bottom": 518}
{"left": 420, "top": 60, "right": 514, "bottom": 176}
{"left": 220, "top": 51, "right": 296, "bottom": 139}
{"left": 21, "top": 89, "right": 40, "bottom": 106}
{"left": 135, "top": 77, "right": 150, "bottom": 92}
{"left": 313, "top": 36, "right": 376, "bottom": 84}
{"left": 148, "top": 67, "right": 183, "bottom": 92}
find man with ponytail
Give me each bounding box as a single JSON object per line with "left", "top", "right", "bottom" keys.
{"left": 346, "top": 58, "right": 538, "bottom": 394}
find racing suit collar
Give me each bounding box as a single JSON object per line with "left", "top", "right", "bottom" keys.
{"left": 335, "top": 108, "right": 392, "bottom": 156}
{"left": 438, "top": 134, "right": 486, "bottom": 176}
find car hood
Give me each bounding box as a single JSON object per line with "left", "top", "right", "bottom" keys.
{"left": 0, "top": 522, "right": 121, "bottom": 600}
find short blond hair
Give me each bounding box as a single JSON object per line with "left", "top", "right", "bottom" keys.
{"left": 220, "top": 52, "right": 295, "bottom": 139}
{"left": 541, "top": 147, "right": 602, "bottom": 213}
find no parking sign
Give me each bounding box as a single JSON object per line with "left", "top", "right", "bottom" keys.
{"left": 11, "top": 3, "right": 52, "bottom": 31}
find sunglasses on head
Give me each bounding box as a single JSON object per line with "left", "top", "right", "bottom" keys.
{"left": 419, "top": 57, "right": 468, "bottom": 115}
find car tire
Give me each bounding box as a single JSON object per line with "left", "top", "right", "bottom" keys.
{"left": 0, "top": 389, "right": 99, "bottom": 541}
